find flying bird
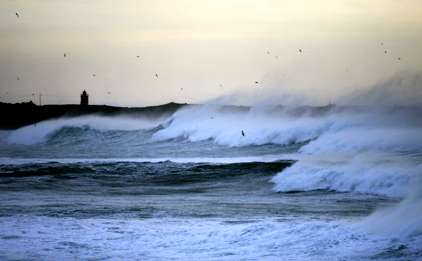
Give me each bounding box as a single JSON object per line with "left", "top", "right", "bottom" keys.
{"left": 64, "top": 53, "right": 66, "bottom": 57}
{"left": 181, "top": 88, "right": 183, "bottom": 91}
{"left": 255, "top": 81, "right": 258, "bottom": 84}
{"left": 93, "top": 74, "right": 95, "bottom": 76}
{"left": 384, "top": 51, "right": 387, "bottom": 53}
{"left": 267, "top": 51, "right": 270, "bottom": 54}
{"left": 299, "top": 49, "right": 302, "bottom": 52}
{"left": 155, "top": 74, "right": 158, "bottom": 77}
{"left": 241, "top": 130, "right": 245, "bottom": 136}
{"left": 15, "top": 12, "right": 19, "bottom": 18}
{"left": 108, "top": 92, "right": 110, "bottom": 94}
{"left": 398, "top": 58, "right": 401, "bottom": 60}
{"left": 17, "top": 77, "right": 19, "bottom": 80}
{"left": 136, "top": 56, "right": 139, "bottom": 58}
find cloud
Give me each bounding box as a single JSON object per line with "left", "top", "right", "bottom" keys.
{"left": 338, "top": 71, "right": 422, "bottom": 106}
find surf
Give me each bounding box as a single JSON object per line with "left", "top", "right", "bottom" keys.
{"left": 5, "top": 114, "right": 167, "bottom": 145}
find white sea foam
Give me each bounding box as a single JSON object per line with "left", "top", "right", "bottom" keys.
{"left": 358, "top": 173, "right": 422, "bottom": 238}
{"left": 0, "top": 216, "right": 420, "bottom": 260}
{"left": 2, "top": 104, "right": 422, "bottom": 260}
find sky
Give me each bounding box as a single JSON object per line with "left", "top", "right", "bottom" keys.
{"left": 1, "top": 0, "right": 422, "bottom": 107}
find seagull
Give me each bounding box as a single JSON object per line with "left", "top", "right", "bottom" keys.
{"left": 64, "top": 53, "right": 66, "bottom": 57}
{"left": 255, "top": 81, "right": 258, "bottom": 84}
{"left": 299, "top": 49, "right": 302, "bottom": 52}
{"left": 241, "top": 130, "right": 245, "bottom": 136}
{"left": 15, "top": 12, "right": 19, "bottom": 18}
{"left": 155, "top": 74, "right": 158, "bottom": 77}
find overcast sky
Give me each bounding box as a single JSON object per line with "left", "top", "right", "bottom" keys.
{"left": 1, "top": 0, "right": 422, "bottom": 107}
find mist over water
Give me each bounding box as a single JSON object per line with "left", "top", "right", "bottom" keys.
{"left": 1, "top": 101, "right": 421, "bottom": 260}
{"left": 337, "top": 71, "right": 422, "bottom": 107}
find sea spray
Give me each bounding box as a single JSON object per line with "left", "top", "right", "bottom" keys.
{"left": 151, "top": 103, "right": 337, "bottom": 147}
{"left": 358, "top": 168, "right": 422, "bottom": 237}
{"left": 271, "top": 105, "right": 422, "bottom": 196}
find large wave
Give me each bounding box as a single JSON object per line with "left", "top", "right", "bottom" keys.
{"left": 6, "top": 104, "right": 422, "bottom": 197}
{"left": 269, "top": 106, "right": 422, "bottom": 196}
{"left": 3, "top": 102, "right": 422, "bottom": 245}
{"left": 151, "top": 103, "right": 341, "bottom": 147}
{"left": 263, "top": 105, "right": 422, "bottom": 239}
{"left": 6, "top": 115, "right": 166, "bottom": 145}
{"left": 150, "top": 103, "right": 422, "bottom": 205}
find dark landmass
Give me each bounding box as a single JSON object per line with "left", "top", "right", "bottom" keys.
{"left": 0, "top": 101, "right": 188, "bottom": 130}
{"left": 1, "top": 100, "right": 347, "bottom": 130}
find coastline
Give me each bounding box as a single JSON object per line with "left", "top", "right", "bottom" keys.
{"left": 0, "top": 102, "right": 188, "bottom": 130}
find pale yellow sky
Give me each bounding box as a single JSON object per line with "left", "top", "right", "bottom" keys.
{"left": 1, "top": 0, "right": 422, "bottom": 106}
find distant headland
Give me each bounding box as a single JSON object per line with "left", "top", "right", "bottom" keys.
{"left": 0, "top": 101, "right": 188, "bottom": 130}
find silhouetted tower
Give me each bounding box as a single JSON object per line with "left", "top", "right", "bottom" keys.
{"left": 80, "top": 90, "right": 89, "bottom": 106}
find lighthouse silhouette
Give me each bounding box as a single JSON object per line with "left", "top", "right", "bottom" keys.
{"left": 80, "top": 90, "right": 89, "bottom": 106}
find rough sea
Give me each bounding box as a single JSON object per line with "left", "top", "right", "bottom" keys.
{"left": 0, "top": 103, "right": 421, "bottom": 260}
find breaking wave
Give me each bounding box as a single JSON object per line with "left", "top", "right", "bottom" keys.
{"left": 6, "top": 104, "right": 422, "bottom": 198}
{"left": 6, "top": 115, "right": 165, "bottom": 145}
{"left": 2, "top": 102, "right": 422, "bottom": 258}
{"left": 268, "top": 106, "right": 422, "bottom": 197}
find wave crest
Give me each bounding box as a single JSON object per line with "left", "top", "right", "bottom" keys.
{"left": 6, "top": 115, "right": 165, "bottom": 145}
{"left": 271, "top": 153, "right": 421, "bottom": 197}
{"left": 151, "top": 104, "right": 339, "bottom": 147}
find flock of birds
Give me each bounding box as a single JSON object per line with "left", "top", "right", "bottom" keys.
{"left": 10, "top": 11, "right": 403, "bottom": 107}
{"left": 15, "top": 46, "right": 400, "bottom": 86}
{"left": 10, "top": 11, "right": 405, "bottom": 136}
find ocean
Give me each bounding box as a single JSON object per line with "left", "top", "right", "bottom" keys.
{"left": 0, "top": 103, "right": 421, "bottom": 260}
